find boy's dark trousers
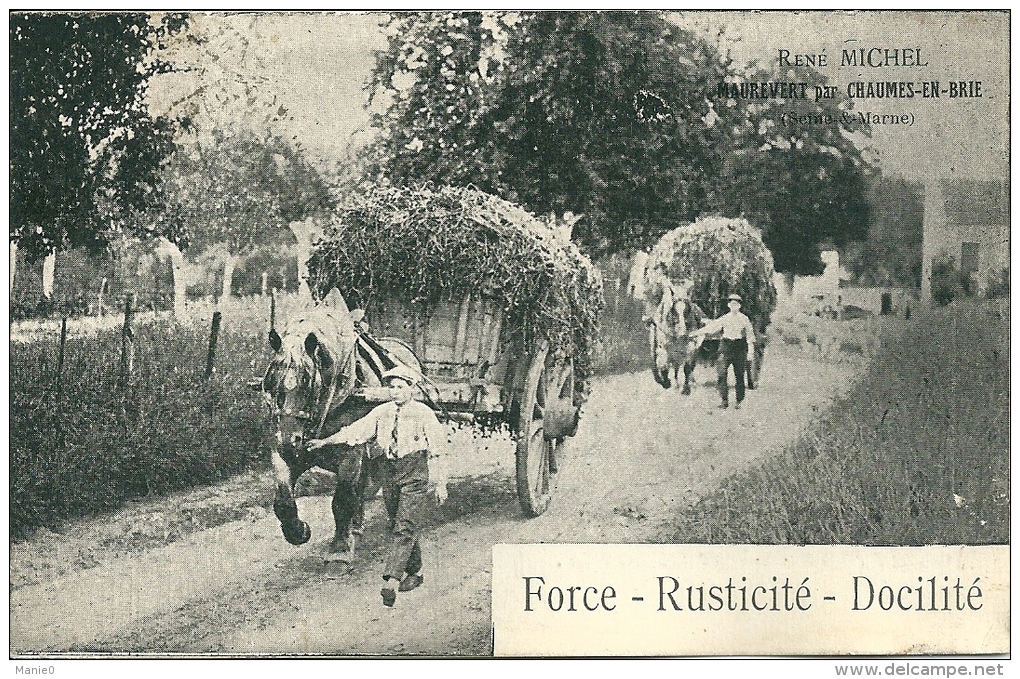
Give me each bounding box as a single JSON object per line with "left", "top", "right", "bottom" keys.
{"left": 717, "top": 338, "right": 748, "bottom": 406}
{"left": 373, "top": 450, "right": 429, "bottom": 581}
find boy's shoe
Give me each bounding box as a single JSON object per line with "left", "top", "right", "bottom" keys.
{"left": 398, "top": 573, "right": 424, "bottom": 592}
{"left": 718, "top": 402, "right": 729, "bottom": 409}
{"left": 381, "top": 587, "right": 397, "bottom": 607}
{"left": 734, "top": 401, "right": 741, "bottom": 410}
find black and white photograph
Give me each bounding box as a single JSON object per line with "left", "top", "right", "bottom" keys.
{"left": 8, "top": 9, "right": 1010, "bottom": 666}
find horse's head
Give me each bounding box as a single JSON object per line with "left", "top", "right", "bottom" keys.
{"left": 262, "top": 289, "right": 359, "bottom": 451}
{"left": 656, "top": 278, "right": 694, "bottom": 340}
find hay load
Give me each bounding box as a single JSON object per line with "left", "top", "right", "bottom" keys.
{"left": 307, "top": 185, "right": 603, "bottom": 382}
{"left": 644, "top": 216, "right": 778, "bottom": 329}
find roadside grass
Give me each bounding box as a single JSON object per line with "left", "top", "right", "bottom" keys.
{"left": 769, "top": 312, "right": 895, "bottom": 363}
{"left": 671, "top": 299, "right": 1009, "bottom": 545}
{"left": 9, "top": 301, "right": 283, "bottom": 540}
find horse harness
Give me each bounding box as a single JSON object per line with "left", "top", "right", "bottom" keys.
{"left": 266, "top": 338, "right": 358, "bottom": 439}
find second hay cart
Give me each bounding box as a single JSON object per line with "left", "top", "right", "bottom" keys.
{"left": 643, "top": 216, "right": 779, "bottom": 387}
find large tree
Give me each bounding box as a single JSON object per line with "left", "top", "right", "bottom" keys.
{"left": 367, "top": 12, "right": 506, "bottom": 192}
{"left": 10, "top": 12, "right": 186, "bottom": 259}
{"left": 708, "top": 60, "right": 872, "bottom": 274}
{"left": 843, "top": 175, "right": 923, "bottom": 286}
{"left": 160, "top": 129, "right": 334, "bottom": 303}
{"left": 367, "top": 11, "right": 873, "bottom": 272}
{"left": 493, "top": 12, "right": 737, "bottom": 255}
{"left": 368, "top": 11, "right": 734, "bottom": 256}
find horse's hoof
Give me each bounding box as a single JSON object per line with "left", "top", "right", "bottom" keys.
{"left": 283, "top": 521, "right": 312, "bottom": 545}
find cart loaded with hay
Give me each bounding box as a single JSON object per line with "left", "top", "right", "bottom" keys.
{"left": 642, "top": 216, "right": 778, "bottom": 392}
{"left": 305, "top": 185, "right": 603, "bottom": 517}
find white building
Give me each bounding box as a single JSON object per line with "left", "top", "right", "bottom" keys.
{"left": 921, "top": 178, "right": 1009, "bottom": 302}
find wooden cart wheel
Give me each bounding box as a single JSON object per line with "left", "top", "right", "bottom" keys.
{"left": 515, "top": 344, "right": 576, "bottom": 517}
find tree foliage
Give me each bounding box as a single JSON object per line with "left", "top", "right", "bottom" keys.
{"left": 10, "top": 11, "right": 187, "bottom": 259}
{"left": 709, "top": 61, "right": 872, "bottom": 274}
{"left": 843, "top": 175, "right": 923, "bottom": 286}
{"left": 367, "top": 11, "right": 873, "bottom": 273}
{"left": 494, "top": 12, "right": 737, "bottom": 256}
{"left": 152, "top": 13, "right": 300, "bottom": 147}
{"left": 160, "top": 130, "right": 335, "bottom": 257}
{"left": 368, "top": 12, "right": 507, "bottom": 191}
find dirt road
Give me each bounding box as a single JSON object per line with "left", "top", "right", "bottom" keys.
{"left": 11, "top": 345, "right": 858, "bottom": 656}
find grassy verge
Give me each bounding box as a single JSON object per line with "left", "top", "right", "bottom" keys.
{"left": 671, "top": 299, "right": 1009, "bottom": 545}
{"left": 10, "top": 311, "right": 274, "bottom": 540}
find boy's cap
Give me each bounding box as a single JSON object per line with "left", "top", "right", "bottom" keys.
{"left": 382, "top": 365, "right": 420, "bottom": 385}
{"left": 728, "top": 294, "right": 742, "bottom": 302}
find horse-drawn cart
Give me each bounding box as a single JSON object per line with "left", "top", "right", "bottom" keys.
{"left": 642, "top": 216, "right": 778, "bottom": 393}
{"left": 261, "top": 185, "right": 601, "bottom": 555}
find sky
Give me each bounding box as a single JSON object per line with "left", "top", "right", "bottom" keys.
{"left": 147, "top": 10, "right": 1009, "bottom": 182}
{"left": 147, "top": 12, "right": 388, "bottom": 166}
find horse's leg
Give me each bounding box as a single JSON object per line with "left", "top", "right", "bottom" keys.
{"left": 681, "top": 359, "right": 694, "bottom": 395}
{"left": 652, "top": 329, "right": 672, "bottom": 389}
{"left": 649, "top": 325, "right": 668, "bottom": 388}
{"left": 271, "top": 446, "right": 311, "bottom": 546}
{"left": 327, "top": 446, "right": 367, "bottom": 559}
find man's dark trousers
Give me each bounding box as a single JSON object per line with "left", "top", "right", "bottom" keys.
{"left": 717, "top": 338, "right": 748, "bottom": 406}
{"left": 374, "top": 450, "right": 429, "bottom": 580}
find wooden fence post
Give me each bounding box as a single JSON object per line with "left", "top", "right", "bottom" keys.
{"left": 53, "top": 314, "right": 67, "bottom": 452}
{"left": 118, "top": 293, "right": 136, "bottom": 427}
{"left": 97, "top": 277, "right": 108, "bottom": 317}
{"left": 55, "top": 316, "right": 67, "bottom": 401}
{"left": 206, "top": 310, "right": 222, "bottom": 379}
{"left": 270, "top": 290, "right": 276, "bottom": 332}
{"left": 119, "top": 294, "right": 135, "bottom": 393}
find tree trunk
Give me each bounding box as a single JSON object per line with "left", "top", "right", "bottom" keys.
{"left": 158, "top": 237, "right": 188, "bottom": 319}
{"left": 221, "top": 256, "right": 237, "bottom": 303}
{"left": 9, "top": 241, "right": 17, "bottom": 295}
{"left": 42, "top": 252, "right": 56, "bottom": 299}
{"left": 289, "top": 218, "right": 321, "bottom": 300}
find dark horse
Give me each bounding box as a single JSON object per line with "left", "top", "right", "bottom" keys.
{"left": 261, "top": 289, "right": 422, "bottom": 562}
{"left": 645, "top": 279, "right": 706, "bottom": 394}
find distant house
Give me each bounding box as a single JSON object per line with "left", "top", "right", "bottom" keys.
{"left": 774, "top": 250, "right": 851, "bottom": 315}
{"left": 921, "top": 178, "right": 1009, "bottom": 302}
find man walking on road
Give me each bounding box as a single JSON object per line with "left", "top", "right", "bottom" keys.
{"left": 691, "top": 293, "right": 756, "bottom": 410}
{"left": 307, "top": 365, "right": 449, "bottom": 607}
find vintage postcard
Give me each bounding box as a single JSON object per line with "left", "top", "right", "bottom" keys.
{"left": 8, "top": 9, "right": 1009, "bottom": 667}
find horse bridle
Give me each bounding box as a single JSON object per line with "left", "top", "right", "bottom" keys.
{"left": 268, "top": 344, "right": 358, "bottom": 440}
{"left": 310, "top": 346, "right": 357, "bottom": 438}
